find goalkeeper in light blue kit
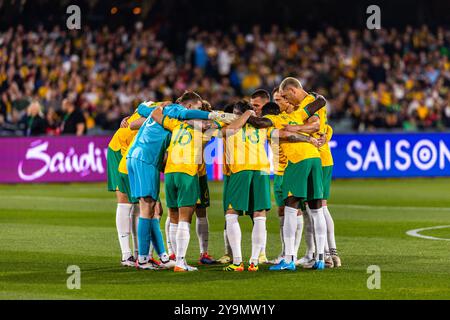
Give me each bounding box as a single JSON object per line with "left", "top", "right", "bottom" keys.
{"left": 126, "top": 91, "right": 236, "bottom": 270}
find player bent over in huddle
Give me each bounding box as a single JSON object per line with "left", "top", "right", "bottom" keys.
{"left": 194, "top": 100, "right": 216, "bottom": 265}
{"left": 247, "top": 81, "right": 327, "bottom": 271}
{"left": 221, "top": 101, "right": 269, "bottom": 272}
{"left": 299, "top": 124, "right": 341, "bottom": 268}
{"left": 151, "top": 102, "right": 216, "bottom": 271}
{"left": 275, "top": 77, "right": 328, "bottom": 270}
{"left": 107, "top": 102, "right": 154, "bottom": 267}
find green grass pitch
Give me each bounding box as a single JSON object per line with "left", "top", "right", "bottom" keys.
{"left": 1, "top": 178, "right": 450, "bottom": 300}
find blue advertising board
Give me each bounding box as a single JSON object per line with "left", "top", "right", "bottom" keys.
{"left": 329, "top": 133, "right": 450, "bottom": 178}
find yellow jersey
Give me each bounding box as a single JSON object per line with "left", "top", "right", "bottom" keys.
{"left": 163, "top": 117, "right": 204, "bottom": 176}
{"left": 312, "top": 106, "right": 334, "bottom": 167}
{"left": 108, "top": 111, "right": 142, "bottom": 155}
{"left": 320, "top": 124, "right": 334, "bottom": 166}
{"left": 208, "top": 116, "right": 231, "bottom": 177}
{"left": 263, "top": 114, "right": 288, "bottom": 175}
{"left": 222, "top": 136, "right": 231, "bottom": 176}
{"left": 118, "top": 136, "right": 136, "bottom": 174}
{"left": 198, "top": 139, "right": 210, "bottom": 177}
{"left": 268, "top": 96, "right": 321, "bottom": 164}
{"left": 224, "top": 123, "right": 270, "bottom": 174}
{"left": 117, "top": 102, "right": 156, "bottom": 174}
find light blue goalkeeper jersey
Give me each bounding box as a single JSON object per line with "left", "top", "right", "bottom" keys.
{"left": 127, "top": 102, "right": 209, "bottom": 171}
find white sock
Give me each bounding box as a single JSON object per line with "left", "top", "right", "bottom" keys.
{"left": 169, "top": 223, "right": 178, "bottom": 256}
{"left": 283, "top": 206, "right": 298, "bottom": 263}
{"left": 165, "top": 216, "right": 173, "bottom": 255}
{"left": 226, "top": 214, "right": 242, "bottom": 264}
{"left": 130, "top": 204, "right": 139, "bottom": 258}
{"left": 116, "top": 203, "right": 133, "bottom": 260}
{"left": 304, "top": 207, "right": 315, "bottom": 259}
{"left": 294, "top": 215, "right": 304, "bottom": 260}
{"left": 279, "top": 216, "right": 285, "bottom": 257}
{"left": 310, "top": 208, "right": 327, "bottom": 261}
{"left": 196, "top": 216, "right": 209, "bottom": 254}
{"left": 323, "top": 206, "right": 337, "bottom": 252}
{"left": 250, "top": 217, "right": 266, "bottom": 264}
{"left": 175, "top": 221, "right": 190, "bottom": 267}
{"left": 224, "top": 229, "right": 232, "bottom": 255}
{"left": 260, "top": 229, "right": 267, "bottom": 256}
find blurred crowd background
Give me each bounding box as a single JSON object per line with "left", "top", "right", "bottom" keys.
{"left": 0, "top": 0, "right": 449, "bottom": 136}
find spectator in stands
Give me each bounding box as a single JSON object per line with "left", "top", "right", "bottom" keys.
{"left": 22, "top": 101, "right": 47, "bottom": 136}
{"left": 0, "top": 24, "right": 448, "bottom": 134}
{"left": 60, "top": 95, "right": 86, "bottom": 136}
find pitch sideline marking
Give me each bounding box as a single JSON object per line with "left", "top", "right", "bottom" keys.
{"left": 406, "top": 225, "right": 450, "bottom": 241}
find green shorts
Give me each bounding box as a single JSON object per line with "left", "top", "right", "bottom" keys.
{"left": 225, "top": 170, "right": 271, "bottom": 213}
{"left": 282, "top": 158, "right": 323, "bottom": 201}
{"left": 222, "top": 175, "right": 229, "bottom": 213}
{"left": 273, "top": 174, "right": 284, "bottom": 207}
{"left": 322, "top": 165, "right": 333, "bottom": 200}
{"left": 107, "top": 147, "right": 137, "bottom": 203}
{"left": 165, "top": 172, "right": 200, "bottom": 208}
{"left": 197, "top": 174, "right": 210, "bottom": 208}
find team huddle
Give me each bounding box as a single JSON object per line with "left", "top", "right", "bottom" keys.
{"left": 107, "top": 76, "right": 341, "bottom": 272}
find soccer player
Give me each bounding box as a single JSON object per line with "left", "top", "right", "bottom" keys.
{"left": 217, "top": 103, "right": 235, "bottom": 265}
{"left": 107, "top": 102, "right": 154, "bottom": 267}
{"left": 247, "top": 82, "right": 327, "bottom": 271}
{"left": 249, "top": 89, "right": 272, "bottom": 264}
{"left": 126, "top": 92, "right": 236, "bottom": 270}
{"left": 150, "top": 106, "right": 210, "bottom": 271}
{"left": 222, "top": 101, "right": 318, "bottom": 272}
{"left": 250, "top": 89, "right": 271, "bottom": 117}
{"left": 195, "top": 100, "right": 216, "bottom": 265}
{"left": 260, "top": 100, "right": 288, "bottom": 265}
{"left": 275, "top": 77, "right": 328, "bottom": 270}
{"left": 320, "top": 124, "right": 341, "bottom": 267}
{"left": 164, "top": 100, "right": 216, "bottom": 266}
{"left": 300, "top": 122, "right": 341, "bottom": 268}
{"left": 248, "top": 89, "right": 326, "bottom": 266}
{"left": 118, "top": 102, "right": 168, "bottom": 266}
{"left": 221, "top": 101, "right": 269, "bottom": 272}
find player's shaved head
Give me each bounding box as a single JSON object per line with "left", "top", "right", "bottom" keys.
{"left": 279, "top": 77, "right": 303, "bottom": 91}
{"left": 251, "top": 89, "right": 270, "bottom": 101}
{"left": 250, "top": 89, "right": 271, "bottom": 117}
{"left": 279, "top": 77, "right": 307, "bottom": 106}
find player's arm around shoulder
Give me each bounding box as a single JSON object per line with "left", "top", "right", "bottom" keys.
{"left": 129, "top": 117, "right": 146, "bottom": 130}
{"left": 272, "top": 129, "right": 321, "bottom": 147}
{"left": 317, "top": 124, "right": 334, "bottom": 146}
{"left": 283, "top": 116, "right": 320, "bottom": 134}
{"left": 151, "top": 106, "right": 165, "bottom": 124}
{"left": 304, "top": 94, "right": 327, "bottom": 117}
{"left": 222, "top": 109, "right": 255, "bottom": 135}
{"left": 247, "top": 115, "right": 274, "bottom": 128}
{"left": 152, "top": 107, "right": 181, "bottom": 132}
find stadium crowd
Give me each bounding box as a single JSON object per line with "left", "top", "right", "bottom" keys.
{"left": 0, "top": 24, "right": 449, "bottom": 136}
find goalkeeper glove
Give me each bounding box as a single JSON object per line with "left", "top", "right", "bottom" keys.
{"left": 208, "top": 111, "right": 239, "bottom": 124}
